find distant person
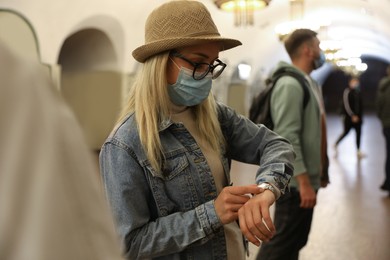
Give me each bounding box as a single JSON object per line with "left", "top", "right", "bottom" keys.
{"left": 376, "top": 65, "right": 390, "bottom": 195}
{"left": 334, "top": 75, "right": 364, "bottom": 158}
{"left": 256, "top": 28, "right": 330, "bottom": 260}
{"left": 99, "top": 1, "right": 295, "bottom": 259}
{"left": 0, "top": 41, "right": 123, "bottom": 260}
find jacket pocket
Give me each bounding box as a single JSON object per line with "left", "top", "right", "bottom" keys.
{"left": 145, "top": 153, "right": 199, "bottom": 216}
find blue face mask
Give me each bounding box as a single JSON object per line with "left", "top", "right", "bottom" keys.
{"left": 168, "top": 67, "right": 212, "bottom": 106}
{"left": 313, "top": 51, "right": 326, "bottom": 69}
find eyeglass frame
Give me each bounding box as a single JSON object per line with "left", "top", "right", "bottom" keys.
{"left": 170, "top": 51, "right": 227, "bottom": 80}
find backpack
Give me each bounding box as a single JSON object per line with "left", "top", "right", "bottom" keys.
{"left": 248, "top": 68, "right": 310, "bottom": 130}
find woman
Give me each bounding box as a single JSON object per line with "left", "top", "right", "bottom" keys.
{"left": 99, "top": 1, "right": 295, "bottom": 259}
{"left": 334, "top": 75, "right": 364, "bottom": 158}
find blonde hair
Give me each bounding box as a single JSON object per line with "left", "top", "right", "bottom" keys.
{"left": 117, "top": 52, "right": 225, "bottom": 173}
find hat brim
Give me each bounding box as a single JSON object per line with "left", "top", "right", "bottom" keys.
{"left": 132, "top": 36, "right": 242, "bottom": 63}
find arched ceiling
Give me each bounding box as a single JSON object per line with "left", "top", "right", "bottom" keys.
{"left": 305, "top": 0, "right": 390, "bottom": 62}
{"left": 1, "top": 0, "right": 389, "bottom": 74}
{"left": 203, "top": 0, "right": 390, "bottom": 74}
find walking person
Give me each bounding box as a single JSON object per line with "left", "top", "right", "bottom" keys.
{"left": 334, "top": 75, "right": 365, "bottom": 158}
{"left": 376, "top": 65, "right": 390, "bottom": 195}
{"left": 256, "top": 28, "right": 330, "bottom": 260}
{"left": 99, "top": 1, "right": 295, "bottom": 259}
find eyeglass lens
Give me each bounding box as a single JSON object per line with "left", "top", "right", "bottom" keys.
{"left": 171, "top": 52, "right": 226, "bottom": 80}
{"left": 193, "top": 61, "right": 225, "bottom": 80}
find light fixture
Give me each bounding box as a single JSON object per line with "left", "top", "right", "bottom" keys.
{"left": 275, "top": 21, "right": 322, "bottom": 41}
{"left": 273, "top": 1, "right": 367, "bottom": 74}
{"left": 214, "top": 0, "right": 271, "bottom": 26}
{"left": 322, "top": 43, "right": 367, "bottom": 74}
{"left": 275, "top": 0, "right": 307, "bottom": 41}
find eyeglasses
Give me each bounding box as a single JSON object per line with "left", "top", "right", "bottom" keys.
{"left": 170, "top": 51, "right": 227, "bottom": 80}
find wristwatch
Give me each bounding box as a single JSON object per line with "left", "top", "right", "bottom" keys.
{"left": 258, "top": 183, "right": 280, "bottom": 199}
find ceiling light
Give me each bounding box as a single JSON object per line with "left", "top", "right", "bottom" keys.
{"left": 214, "top": 0, "right": 271, "bottom": 26}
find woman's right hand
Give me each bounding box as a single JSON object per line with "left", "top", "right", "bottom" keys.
{"left": 214, "top": 184, "right": 262, "bottom": 224}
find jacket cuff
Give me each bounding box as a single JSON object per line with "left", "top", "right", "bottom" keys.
{"left": 195, "top": 200, "right": 223, "bottom": 237}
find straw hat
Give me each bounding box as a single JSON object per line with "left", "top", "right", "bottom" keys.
{"left": 132, "top": 0, "right": 242, "bottom": 63}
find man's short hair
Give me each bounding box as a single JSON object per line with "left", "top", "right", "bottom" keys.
{"left": 284, "top": 29, "right": 318, "bottom": 58}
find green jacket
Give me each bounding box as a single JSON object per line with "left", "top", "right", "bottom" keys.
{"left": 376, "top": 76, "right": 390, "bottom": 128}
{"left": 270, "top": 61, "right": 323, "bottom": 190}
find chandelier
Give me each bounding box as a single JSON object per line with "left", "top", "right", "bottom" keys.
{"left": 275, "top": 0, "right": 307, "bottom": 41}
{"left": 214, "top": 0, "right": 271, "bottom": 26}
{"left": 321, "top": 40, "right": 367, "bottom": 74}
{"left": 274, "top": 0, "right": 367, "bottom": 74}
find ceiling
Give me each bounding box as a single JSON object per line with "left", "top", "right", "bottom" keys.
{"left": 302, "top": 0, "right": 390, "bottom": 62}
{"left": 202, "top": 0, "right": 390, "bottom": 76}
{"left": 1, "top": 0, "right": 389, "bottom": 75}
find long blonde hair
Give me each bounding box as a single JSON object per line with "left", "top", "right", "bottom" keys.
{"left": 118, "top": 52, "right": 226, "bottom": 173}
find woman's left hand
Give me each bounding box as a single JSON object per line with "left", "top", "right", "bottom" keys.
{"left": 237, "top": 190, "right": 276, "bottom": 247}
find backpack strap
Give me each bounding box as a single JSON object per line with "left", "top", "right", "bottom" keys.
{"left": 271, "top": 69, "right": 310, "bottom": 109}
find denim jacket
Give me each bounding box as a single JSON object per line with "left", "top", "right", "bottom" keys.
{"left": 99, "top": 102, "right": 294, "bottom": 260}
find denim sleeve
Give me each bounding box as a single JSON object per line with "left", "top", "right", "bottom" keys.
{"left": 218, "top": 103, "right": 294, "bottom": 194}
{"left": 99, "top": 141, "right": 222, "bottom": 259}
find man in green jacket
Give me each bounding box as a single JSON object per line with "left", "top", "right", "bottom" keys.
{"left": 376, "top": 65, "right": 390, "bottom": 195}
{"left": 257, "top": 29, "right": 330, "bottom": 260}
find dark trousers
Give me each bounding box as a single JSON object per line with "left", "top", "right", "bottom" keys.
{"left": 335, "top": 117, "right": 362, "bottom": 149}
{"left": 256, "top": 189, "right": 314, "bottom": 260}
{"left": 383, "top": 127, "right": 390, "bottom": 188}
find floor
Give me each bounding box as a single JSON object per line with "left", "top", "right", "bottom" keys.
{"left": 230, "top": 113, "right": 390, "bottom": 260}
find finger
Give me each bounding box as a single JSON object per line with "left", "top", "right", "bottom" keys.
{"left": 218, "top": 189, "right": 251, "bottom": 204}
{"left": 238, "top": 209, "right": 261, "bottom": 247}
{"left": 300, "top": 196, "right": 309, "bottom": 208}
{"left": 229, "top": 203, "right": 246, "bottom": 212}
{"left": 251, "top": 208, "right": 273, "bottom": 242}
{"left": 300, "top": 198, "right": 315, "bottom": 208}
{"left": 228, "top": 185, "right": 261, "bottom": 196}
{"left": 226, "top": 196, "right": 252, "bottom": 213}
{"left": 246, "top": 203, "right": 268, "bottom": 241}
{"left": 260, "top": 206, "right": 275, "bottom": 235}
{"left": 300, "top": 199, "right": 309, "bottom": 208}
{"left": 229, "top": 212, "right": 238, "bottom": 221}
{"left": 227, "top": 194, "right": 252, "bottom": 204}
